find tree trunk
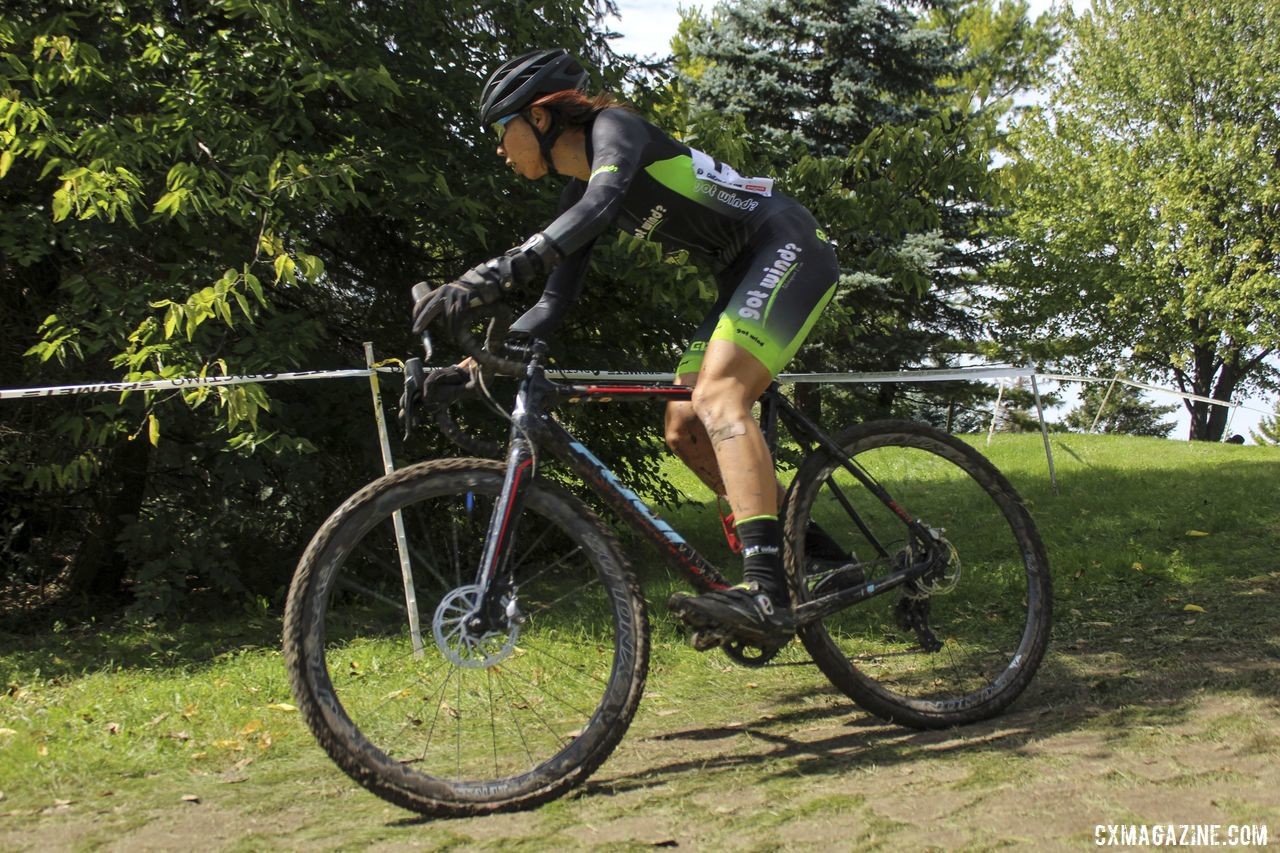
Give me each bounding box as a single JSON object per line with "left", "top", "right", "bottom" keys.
{"left": 876, "top": 382, "right": 897, "bottom": 418}
{"left": 1186, "top": 355, "right": 1242, "bottom": 442}
{"left": 68, "top": 434, "right": 152, "bottom": 597}
{"left": 793, "top": 381, "right": 821, "bottom": 426}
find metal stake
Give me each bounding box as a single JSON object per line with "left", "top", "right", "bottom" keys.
{"left": 364, "top": 342, "right": 424, "bottom": 657}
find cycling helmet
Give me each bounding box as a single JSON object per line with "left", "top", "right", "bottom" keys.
{"left": 479, "top": 49, "right": 589, "bottom": 125}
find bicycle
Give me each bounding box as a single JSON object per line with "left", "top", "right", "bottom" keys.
{"left": 282, "top": 301, "right": 1052, "bottom": 817}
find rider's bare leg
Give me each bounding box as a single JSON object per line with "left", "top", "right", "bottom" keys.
{"left": 665, "top": 381, "right": 785, "bottom": 510}
{"left": 664, "top": 340, "right": 794, "bottom": 639}
{"left": 685, "top": 340, "right": 776, "bottom": 520}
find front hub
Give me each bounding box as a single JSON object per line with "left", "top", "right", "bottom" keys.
{"left": 432, "top": 584, "right": 521, "bottom": 669}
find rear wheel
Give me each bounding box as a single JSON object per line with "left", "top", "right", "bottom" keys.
{"left": 784, "top": 420, "right": 1051, "bottom": 728}
{"left": 283, "top": 459, "right": 648, "bottom": 815}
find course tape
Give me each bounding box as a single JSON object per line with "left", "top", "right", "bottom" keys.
{"left": 0, "top": 367, "right": 400, "bottom": 401}
{"left": 0, "top": 364, "right": 1266, "bottom": 416}
{"left": 1037, "top": 373, "right": 1272, "bottom": 416}
{"left": 549, "top": 365, "right": 1037, "bottom": 384}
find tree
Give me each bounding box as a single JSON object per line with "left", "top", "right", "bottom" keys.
{"left": 0, "top": 0, "right": 650, "bottom": 610}
{"left": 1063, "top": 380, "right": 1177, "bottom": 438}
{"left": 994, "top": 0, "right": 1280, "bottom": 441}
{"left": 670, "top": 0, "right": 1060, "bottom": 424}
{"left": 1250, "top": 400, "right": 1280, "bottom": 446}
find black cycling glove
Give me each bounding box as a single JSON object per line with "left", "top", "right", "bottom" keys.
{"left": 410, "top": 233, "right": 563, "bottom": 333}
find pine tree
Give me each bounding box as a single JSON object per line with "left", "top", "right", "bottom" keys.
{"left": 673, "top": 0, "right": 1060, "bottom": 423}
{"left": 1250, "top": 400, "right": 1280, "bottom": 446}
{"left": 1063, "top": 381, "right": 1177, "bottom": 438}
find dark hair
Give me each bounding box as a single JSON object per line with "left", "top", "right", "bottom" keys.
{"left": 528, "top": 89, "right": 631, "bottom": 128}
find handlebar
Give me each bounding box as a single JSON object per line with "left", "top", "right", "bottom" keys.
{"left": 409, "top": 282, "right": 527, "bottom": 377}
{"left": 404, "top": 283, "right": 536, "bottom": 456}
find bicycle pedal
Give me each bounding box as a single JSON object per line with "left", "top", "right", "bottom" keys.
{"left": 690, "top": 628, "right": 730, "bottom": 652}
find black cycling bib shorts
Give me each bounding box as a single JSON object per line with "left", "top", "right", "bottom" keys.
{"left": 509, "top": 108, "right": 840, "bottom": 377}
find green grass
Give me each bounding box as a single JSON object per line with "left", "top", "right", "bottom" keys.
{"left": 1, "top": 433, "right": 1278, "bottom": 849}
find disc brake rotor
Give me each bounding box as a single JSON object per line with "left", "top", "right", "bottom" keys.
{"left": 432, "top": 583, "right": 521, "bottom": 669}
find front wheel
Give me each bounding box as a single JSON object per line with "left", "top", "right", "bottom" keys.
{"left": 283, "top": 459, "right": 649, "bottom": 816}
{"left": 784, "top": 420, "right": 1051, "bottom": 729}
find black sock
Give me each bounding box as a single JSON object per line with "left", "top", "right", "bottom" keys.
{"left": 736, "top": 516, "right": 785, "bottom": 601}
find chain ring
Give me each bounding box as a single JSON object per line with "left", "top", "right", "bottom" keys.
{"left": 721, "top": 638, "right": 784, "bottom": 668}
{"left": 432, "top": 584, "right": 520, "bottom": 669}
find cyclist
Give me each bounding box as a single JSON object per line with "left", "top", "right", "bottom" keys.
{"left": 412, "top": 49, "right": 842, "bottom": 646}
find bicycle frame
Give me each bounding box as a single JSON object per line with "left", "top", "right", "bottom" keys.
{"left": 464, "top": 344, "right": 948, "bottom": 632}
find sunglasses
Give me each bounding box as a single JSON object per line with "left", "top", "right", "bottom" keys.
{"left": 491, "top": 113, "right": 518, "bottom": 142}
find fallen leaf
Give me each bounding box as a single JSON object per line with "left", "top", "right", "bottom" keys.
{"left": 181, "top": 794, "right": 200, "bottom": 804}
{"left": 37, "top": 744, "right": 48, "bottom": 756}
{"left": 1186, "top": 530, "right": 1210, "bottom": 537}
{"left": 239, "top": 720, "right": 262, "bottom": 735}
{"left": 106, "top": 723, "right": 121, "bottom": 735}
{"left": 165, "top": 731, "right": 191, "bottom": 741}
{"left": 267, "top": 703, "right": 296, "bottom": 713}
{"left": 0, "top": 728, "right": 16, "bottom": 736}
{"left": 1183, "top": 603, "right": 1206, "bottom": 613}
{"left": 182, "top": 703, "right": 198, "bottom": 719}
{"left": 654, "top": 709, "right": 680, "bottom": 717}
{"left": 746, "top": 683, "right": 758, "bottom": 689}
{"left": 1131, "top": 562, "right": 1144, "bottom": 571}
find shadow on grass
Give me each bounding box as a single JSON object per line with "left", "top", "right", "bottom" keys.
{"left": 578, "top": 629, "right": 1279, "bottom": 801}
{"left": 572, "top": 537, "right": 1280, "bottom": 804}
{"left": 3, "top": 445, "right": 1278, "bottom": 819}
{"left": 0, "top": 610, "right": 286, "bottom": 683}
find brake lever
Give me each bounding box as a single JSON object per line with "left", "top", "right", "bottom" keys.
{"left": 398, "top": 356, "right": 426, "bottom": 441}
{"left": 411, "top": 282, "right": 436, "bottom": 362}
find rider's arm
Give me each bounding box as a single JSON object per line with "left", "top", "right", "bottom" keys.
{"left": 536, "top": 108, "right": 646, "bottom": 258}
{"left": 511, "top": 181, "right": 595, "bottom": 338}
{"left": 509, "top": 109, "right": 646, "bottom": 336}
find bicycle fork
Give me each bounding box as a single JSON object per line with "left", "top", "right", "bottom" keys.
{"left": 465, "top": 399, "right": 537, "bottom": 636}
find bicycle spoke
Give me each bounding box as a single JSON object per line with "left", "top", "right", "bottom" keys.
{"left": 286, "top": 460, "right": 646, "bottom": 812}
{"left": 789, "top": 422, "right": 1049, "bottom": 726}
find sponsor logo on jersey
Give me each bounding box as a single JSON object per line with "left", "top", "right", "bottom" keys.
{"left": 690, "top": 149, "right": 774, "bottom": 197}
{"left": 694, "top": 181, "right": 761, "bottom": 212}
{"left": 738, "top": 243, "right": 802, "bottom": 322}
{"left": 633, "top": 204, "right": 667, "bottom": 240}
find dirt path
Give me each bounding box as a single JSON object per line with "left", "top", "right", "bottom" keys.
{"left": 7, "top": 641, "right": 1277, "bottom": 852}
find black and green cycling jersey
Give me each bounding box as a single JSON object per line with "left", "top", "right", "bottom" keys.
{"left": 511, "top": 107, "right": 839, "bottom": 376}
